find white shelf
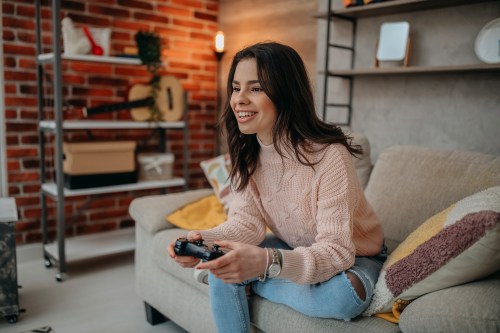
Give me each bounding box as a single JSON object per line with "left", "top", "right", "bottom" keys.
{"left": 37, "top": 53, "right": 141, "bottom": 65}
{"left": 44, "top": 228, "right": 135, "bottom": 262}
{"left": 39, "top": 120, "right": 186, "bottom": 131}
{"left": 42, "top": 178, "right": 186, "bottom": 197}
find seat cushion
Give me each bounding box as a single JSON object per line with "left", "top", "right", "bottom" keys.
{"left": 399, "top": 272, "right": 500, "bottom": 333}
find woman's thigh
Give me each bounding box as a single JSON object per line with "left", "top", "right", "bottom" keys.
{"left": 251, "top": 256, "right": 383, "bottom": 320}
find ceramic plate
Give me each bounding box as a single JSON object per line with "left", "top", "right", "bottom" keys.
{"left": 475, "top": 18, "right": 500, "bottom": 64}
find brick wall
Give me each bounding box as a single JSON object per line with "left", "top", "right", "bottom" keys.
{"left": 2, "top": 0, "right": 220, "bottom": 244}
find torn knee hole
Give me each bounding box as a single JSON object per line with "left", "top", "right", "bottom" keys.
{"left": 346, "top": 272, "right": 366, "bottom": 301}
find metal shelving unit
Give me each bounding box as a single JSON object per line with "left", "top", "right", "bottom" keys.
{"left": 317, "top": 0, "right": 499, "bottom": 125}
{"left": 35, "top": 0, "right": 189, "bottom": 281}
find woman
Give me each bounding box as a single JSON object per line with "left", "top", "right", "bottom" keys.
{"left": 168, "top": 42, "right": 385, "bottom": 332}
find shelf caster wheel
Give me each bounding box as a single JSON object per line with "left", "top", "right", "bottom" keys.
{"left": 44, "top": 259, "right": 53, "bottom": 268}
{"left": 55, "top": 272, "right": 67, "bottom": 282}
{"left": 6, "top": 314, "right": 18, "bottom": 323}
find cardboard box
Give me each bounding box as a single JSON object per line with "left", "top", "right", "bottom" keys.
{"left": 138, "top": 153, "right": 174, "bottom": 181}
{"left": 63, "top": 141, "right": 137, "bottom": 189}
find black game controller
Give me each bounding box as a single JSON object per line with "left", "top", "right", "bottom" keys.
{"left": 174, "top": 238, "right": 224, "bottom": 262}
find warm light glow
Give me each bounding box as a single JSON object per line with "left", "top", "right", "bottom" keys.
{"left": 215, "top": 31, "right": 225, "bottom": 53}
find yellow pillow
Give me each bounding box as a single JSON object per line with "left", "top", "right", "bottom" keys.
{"left": 166, "top": 195, "right": 227, "bottom": 230}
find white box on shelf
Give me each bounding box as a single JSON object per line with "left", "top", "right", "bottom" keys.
{"left": 138, "top": 153, "right": 175, "bottom": 181}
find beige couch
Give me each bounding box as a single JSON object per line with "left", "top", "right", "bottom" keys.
{"left": 130, "top": 143, "right": 500, "bottom": 333}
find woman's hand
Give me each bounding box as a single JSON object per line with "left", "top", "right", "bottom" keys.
{"left": 196, "top": 240, "right": 268, "bottom": 284}
{"left": 167, "top": 231, "right": 203, "bottom": 268}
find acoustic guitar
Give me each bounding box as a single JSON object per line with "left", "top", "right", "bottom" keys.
{"left": 83, "top": 75, "right": 184, "bottom": 122}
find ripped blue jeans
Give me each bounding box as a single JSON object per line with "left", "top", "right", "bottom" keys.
{"left": 208, "top": 235, "right": 386, "bottom": 333}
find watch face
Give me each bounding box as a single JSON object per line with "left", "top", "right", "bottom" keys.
{"left": 268, "top": 264, "right": 281, "bottom": 278}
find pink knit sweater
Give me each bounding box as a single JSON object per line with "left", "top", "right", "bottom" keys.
{"left": 200, "top": 140, "right": 384, "bottom": 284}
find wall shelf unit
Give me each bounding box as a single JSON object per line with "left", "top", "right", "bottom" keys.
{"left": 35, "top": 0, "right": 189, "bottom": 282}
{"left": 317, "top": 0, "right": 499, "bottom": 125}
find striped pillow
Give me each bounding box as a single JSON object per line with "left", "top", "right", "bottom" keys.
{"left": 363, "top": 186, "right": 500, "bottom": 323}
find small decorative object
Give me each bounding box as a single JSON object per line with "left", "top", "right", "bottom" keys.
{"left": 343, "top": 0, "right": 363, "bottom": 7}
{"left": 135, "top": 30, "right": 164, "bottom": 122}
{"left": 61, "top": 17, "right": 110, "bottom": 56}
{"left": 375, "top": 21, "right": 410, "bottom": 67}
{"left": 475, "top": 18, "right": 500, "bottom": 64}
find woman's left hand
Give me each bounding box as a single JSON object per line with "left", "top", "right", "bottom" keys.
{"left": 196, "top": 240, "right": 268, "bottom": 284}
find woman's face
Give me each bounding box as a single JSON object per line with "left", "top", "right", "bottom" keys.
{"left": 230, "top": 58, "right": 277, "bottom": 145}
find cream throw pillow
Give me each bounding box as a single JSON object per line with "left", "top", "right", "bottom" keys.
{"left": 363, "top": 186, "right": 500, "bottom": 323}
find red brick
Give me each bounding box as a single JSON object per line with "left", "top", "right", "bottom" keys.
{"left": 6, "top": 147, "right": 38, "bottom": 158}
{"left": 89, "top": 4, "right": 130, "bottom": 18}
{"left": 194, "top": 11, "right": 217, "bottom": 22}
{"left": 4, "top": 84, "right": 17, "bottom": 94}
{"left": 9, "top": 172, "right": 39, "bottom": 183}
{"left": 206, "top": 2, "right": 218, "bottom": 11}
{"left": 113, "top": 19, "right": 150, "bottom": 31}
{"left": 3, "top": 43, "right": 36, "bottom": 56}
{"left": 2, "top": 2, "right": 15, "bottom": 14}
{"left": 172, "top": 18, "right": 203, "bottom": 29}
{"left": 4, "top": 71, "right": 37, "bottom": 81}
{"left": 67, "top": 13, "right": 111, "bottom": 27}
{"left": 17, "top": 31, "right": 37, "bottom": 44}
{"left": 4, "top": 57, "right": 16, "bottom": 68}
{"left": 118, "top": 0, "right": 153, "bottom": 10}
{"left": 2, "top": 17, "right": 35, "bottom": 30}
{"left": 19, "top": 58, "right": 37, "bottom": 69}
{"left": 16, "top": 5, "right": 36, "bottom": 17}
{"left": 69, "top": 62, "right": 113, "bottom": 75}
{"left": 3, "top": 29, "right": 15, "bottom": 41}
{"left": 23, "top": 184, "right": 41, "bottom": 193}
{"left": 61, "top": 0, "right": 85, "bottom": 11}
{"left": 134, "top": 12, "right": 168, "bottom": 24}
{"left": 158, "top": 5, "right": 192, "bottom": 17}
{"left": 5, "top": 97, "right": 38, "bottom": 107}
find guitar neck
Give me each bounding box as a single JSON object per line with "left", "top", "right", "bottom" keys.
{"left": 83, "top": 97, "right": 154, "bottom": 117}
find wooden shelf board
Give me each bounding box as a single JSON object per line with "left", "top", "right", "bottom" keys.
{"left": 42, "top": 178, "right": 186, "bottom": 198}
{"left": 316, "top": 0, "right": 497, "bottom": 19}
{"left": 37, "top": 53, "right": 141, "bottom": 65}
{"left": 39, "top": 120, "right": 186, "bottom": 130}
{"left": 326, "top": 64, "right": 500, "bottom": 76}
{"left": 44, "top": 228, "right": 135, "bottom": 263}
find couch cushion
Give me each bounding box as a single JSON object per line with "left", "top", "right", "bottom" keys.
{"left": 363, "top": 187, "right": 500, "bottom": 321}
{"left": 166, "top": 194, "right": 227, "bottom": 230}
{"left": 250, "top": 295, "right": 401, "bottom": 333}
{"left": 152, "top": 228, "right": 210, "bottom": 294}
{"left": 200, "top": 154, "right": 233, "bottom": 210}
{"left": 399, "top": 272, "right": 500, "bottom": 333}
{"left": 365, "top": 145, "right": 500, "bottom": 252}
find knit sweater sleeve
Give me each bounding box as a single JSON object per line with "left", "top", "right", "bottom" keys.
{"left": 279, "top": 146, "right": 359, "bottom": 284}
{"left": 199, "top": 180, "right": 267, "bottom": 245}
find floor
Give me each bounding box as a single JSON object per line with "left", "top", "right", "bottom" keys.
{"left": 0, "top": 244, "right": 188, "bottom": 333}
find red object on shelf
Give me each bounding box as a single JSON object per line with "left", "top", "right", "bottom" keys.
{"left": 82, "top": 26, "right": 104, "bottom": 56}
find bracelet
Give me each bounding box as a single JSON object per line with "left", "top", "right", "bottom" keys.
{"left": 258, "top": 248, "right": 270, "bottom": 282}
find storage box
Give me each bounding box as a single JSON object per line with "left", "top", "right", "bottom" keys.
{"left": 138, "top": 153, "right": 174, "bottom": 181}
{"left": 63, "top": 141, "right": 137, "bottom": 189}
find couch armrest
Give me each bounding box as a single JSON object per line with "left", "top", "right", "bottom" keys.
{"left": 129, "top": 188, "right": 214, "bottom": 234}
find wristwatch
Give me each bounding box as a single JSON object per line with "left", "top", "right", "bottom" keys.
{"left": 267, "top": 249, "right": 282, "bottom": 278}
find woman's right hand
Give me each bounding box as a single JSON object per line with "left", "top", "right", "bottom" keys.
{"left": 167, "top": 231, "right": 203, "bottom": 268}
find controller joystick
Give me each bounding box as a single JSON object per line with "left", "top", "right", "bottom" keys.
{"left": 174, "top": 237, "right": 224, "bottom": 262}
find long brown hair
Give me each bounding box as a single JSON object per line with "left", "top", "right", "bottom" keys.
{"left": 220, "top": 42, "right": 361, "bottom": 191}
